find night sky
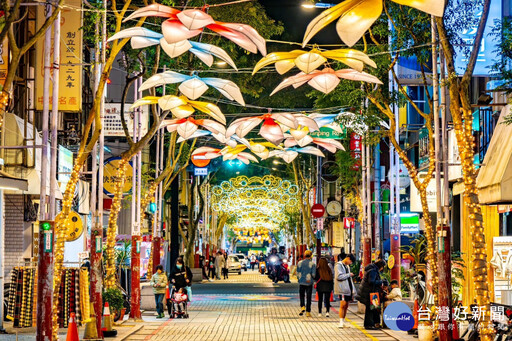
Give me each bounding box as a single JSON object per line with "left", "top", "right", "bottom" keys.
{"left": 260, "top": 0, "right": 344, "bottom": 47}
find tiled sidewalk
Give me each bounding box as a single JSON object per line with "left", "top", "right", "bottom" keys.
{"left": 122, "top": 294, "right": 399, "bottom": 341}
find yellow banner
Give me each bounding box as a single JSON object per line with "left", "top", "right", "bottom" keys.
{"left": 0, "top": 37, "right": 8, "bottom": 90}
{"left": 35, "top": 0, "right": 82, "bottom": 111}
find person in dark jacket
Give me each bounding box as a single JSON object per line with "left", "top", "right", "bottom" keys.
{"left": 314, "top": 257, "right": 334, "bottom": 317}
{"left": 357, "top": 259, "right": 387, "bottom": 330}
{"left": 168, "top": 258, "right": 193, "bottom": 291}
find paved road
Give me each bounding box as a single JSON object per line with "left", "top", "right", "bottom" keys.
{"left": 129, "top": 271, "right": 408, "bottom": 341}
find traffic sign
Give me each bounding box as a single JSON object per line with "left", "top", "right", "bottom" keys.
{"left": 194, "top": 167, "right": 208, "bottom": 176}
{"left": 191, "top": 155, "right": 210, "bottom": 168}
{"left": 326, "top": 201, "right": 342, "bottom": 216}
{"left": 311, "top": 203, "right": 325, "bottom": 218}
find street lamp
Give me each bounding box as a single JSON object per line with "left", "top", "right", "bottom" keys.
{"left": 301, "top": 2, "right": 336, "bottom": 9}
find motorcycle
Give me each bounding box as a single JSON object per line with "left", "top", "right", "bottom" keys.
{"left": 268, "top": 257, "right": 290, "bottom": 283}
{"left": 259, "top": 260, "right": 266, "bottom": 275}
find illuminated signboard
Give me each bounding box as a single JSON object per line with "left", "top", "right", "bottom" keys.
{"left": 454, "top": 0, "right": 502, "bottom": 76}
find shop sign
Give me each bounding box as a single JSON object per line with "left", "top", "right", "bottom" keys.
{"left": 454, "top": 0, "right": 502, "bottom": 76}
{"left": 95, "top": 236, "right": 102, "bottom": 253}
{"left": 58, "top": 145, "right": 73, "bottom": 192}
{"left": 448, "top": 130, "right": 463, "bottom": 181}
{"left": 418, "top": 127, "right": 429, "bottom": 170}
{"left": 332, "top": 222, "right": 344, "bottom": 247}
{"left": 103, "top": 103, "right": 149, "bottom": 137}
{"left": 310, "top": 126, "right": 346, "bottom": 139}
{"left": 35, "top": 0, "right": 83, "bottom": 111}
{"left": 0, "top": 37, "right": 8, "bottom": 90}
{"left": 410, "top": 172, "right": 444, "bottom": 212}
{"left": 316, "top": 218, "right": 324, "bottom": 231}
{"left": 103, "top": 157, "right": 133, "bottom": 196}
{"left": 399, "top": 214, "right": 420, "bottom": 234}
{"left": 343, "top": 217, "right": 355, "bottom": 229}
{"left": 44, "top": 232, "right": 53, "bottom": 252}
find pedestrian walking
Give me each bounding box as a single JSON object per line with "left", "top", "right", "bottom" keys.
{"left": 215, "top": 252, "right": 225, "bottom": 280}
{"left": 208, "top": 255, "right": 216, "bottom": 279}
{"left": 334, "top": 253, "right": 357, "bottom": 328}
{"left": 297, "top": 250, "right": 316, "bottom": 317}
{"left": 149, "top": 265, "right": 167, "bottom": 318}
{"left": 250, "top": 254, "right": 257, "bottom": 270}
{"left": 315, "top": 257, "right": 334, "bottom": 317}
{"left": 357, "top": 259, "right": 387, "bottom": 330}
{"left": 168, "top": 258, "right": 193, "bottom": 292}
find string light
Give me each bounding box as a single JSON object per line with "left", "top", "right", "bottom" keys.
{"left": 105, "top": 158, "right": 129, "bottom": 289}
{"left": 51, "top": 150, "right": 84, "bottom": 340}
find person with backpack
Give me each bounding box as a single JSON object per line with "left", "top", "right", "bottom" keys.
{"left": 357, "top": 259, "right": 387, "bottom": 330}
{"left": 334, "top": 254, "right": 357, "bottom": 328}
{"left": 296, "top": 250, "right": 316, "bottom": 317}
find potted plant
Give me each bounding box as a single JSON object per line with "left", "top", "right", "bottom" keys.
{"left": 103, "top": 287, "right": 125, "bottom": 327}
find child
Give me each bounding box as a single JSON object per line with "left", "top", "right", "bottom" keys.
{"left": 149, "top": 265, "right": 167, "bottom": 318}
{"left": 173, "top": 287, "right": 188, "bottom": 317}
{"left": 384, "top": 280, "right": 402, "bottom": 308}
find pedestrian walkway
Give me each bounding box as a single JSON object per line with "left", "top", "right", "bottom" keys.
{"left": 205, "top": 270, "right": 296, "bottom": 284}
{"left": 122, "top": 294, "right": 399, "bottom": 341}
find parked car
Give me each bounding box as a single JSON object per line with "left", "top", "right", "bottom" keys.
{"left": 227, "top": 255, "right": 242, "bottom": 275}
{"left": 234, "top": 253, "right": 249, "bottom": 271}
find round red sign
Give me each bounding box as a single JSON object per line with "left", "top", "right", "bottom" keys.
{"left": 191, "top": 155, "right": 211, "bottom": 168}
{"left": 311, "top": 203, "right": 325, "bottom": 218}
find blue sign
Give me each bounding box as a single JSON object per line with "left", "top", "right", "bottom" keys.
{"left": 454, "top": 0, "right": 502, "bottom": 76}
{"left": 194, "top": 167, "right": 208, "bottom": 176}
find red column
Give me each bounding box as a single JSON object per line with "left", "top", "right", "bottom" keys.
{"left": 390, "top": 234, "right": 401, "bottom": 285}
{"left": 90, "top": 228, "right": 103, "bottom": 338}
{"left": 363, "top": 237, "right": 371, "bottom": 268}
{"left": 130, "top": 235, "right": 141, "bottom": 319}
{"left": 152, "top": 236, "right": 161, "bottom": 274}
{"left": 437, "top": 224, "right": 453, "bottom": 341}
{"left": 36, "top": 221, "right": 54, "bottom": 341}
{"left": 206, "top": 244, "right": 210, "bottom": 260}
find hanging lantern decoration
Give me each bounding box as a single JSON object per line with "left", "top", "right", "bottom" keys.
{"left": 160, "top": 117, "right": 226, "bottom": 139}
{"left": 270, "top": 67, "right": 382, "bottom": 96}
{"left": 138, "top": 71, "right": 245, "bottom": 105}
{"left": 108, "top": 28, "right": 239, "bottom": 69}
{"left": 226, "top": 112, "right": 300, "bottom": 146}
{"left": 131, "top": 95, "right": 226, "bottom": 123}
{"left": 124, "top": 4, "right": 267, "bottom": 55}
{"left": 302, "top": 0, "right": 445, "bottom": 47}
{"left": 253, "top": 48, "right": 376, "bottom": 75}
{"left": 267, "top": 146, "right": 326, "bottom": 163}
{"left": 192, "top": 146, "right": 259, "bottom": 165}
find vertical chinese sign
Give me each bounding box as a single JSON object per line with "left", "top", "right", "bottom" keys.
{"left": 35, "top": 0, "right": 82, "bottom": 111}
{"left": 0, "top": 37, "right": 8, "bottom": 90}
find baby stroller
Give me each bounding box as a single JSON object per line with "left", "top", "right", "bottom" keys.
{"left": 166, "top": 286, "right": 189, "bottom": 319}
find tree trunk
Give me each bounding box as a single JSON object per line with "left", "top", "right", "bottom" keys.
{"left": 104, "top": 158, "right": 129, "bottom": 289}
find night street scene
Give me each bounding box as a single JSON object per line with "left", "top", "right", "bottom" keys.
{"left": 0, "top": 0, "right": 510, "bottom": 340}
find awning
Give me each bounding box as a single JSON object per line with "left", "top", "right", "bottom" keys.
{"left": 0, "top": 174, "right": 28, "bottom": 191}
{"left": 3, "top": 113, "right": 63, "bottom": 199}
{"left": 476, "top": 105, "right": 512, "bottom": 204}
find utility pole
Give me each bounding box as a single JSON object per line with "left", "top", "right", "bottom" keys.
{"left": 36, "top": 2, "right": 54, "bottom": 340}
{"left": 361, "top": 141, "right": 371, "bottom": 267}
{"left": 130, "top": 77, "right": 142, "bottom": 320}
{"left": 433, "top": 16, "right": 452, "bottom": 340}
{"left": 90, "top": 6, "right": 105, "bottom": 337}
{"left": 49, "top": 8, "right": 60, "bottom": 220}
{"left": 316, "top": 155, "right": 322, "bottom": 262}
